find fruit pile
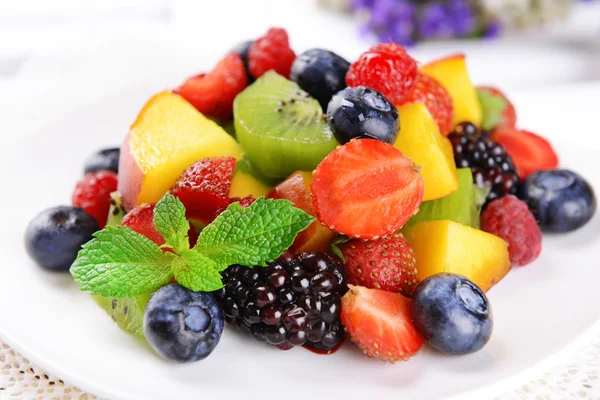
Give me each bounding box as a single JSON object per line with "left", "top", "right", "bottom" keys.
{"left": 25, "top": 28, "right": 596, "bottom": 364}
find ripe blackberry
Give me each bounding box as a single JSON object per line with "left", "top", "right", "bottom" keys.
{"left": 216, "top": 252, "right": 348, "bottom": 353}
{"left": 448, "top": 122, "right": 519, "bottom": 202}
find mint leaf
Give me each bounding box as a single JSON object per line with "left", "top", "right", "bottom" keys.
{"left": 172, "top": 251, "right": 223, "bottom": 292}
{"left": 194, "top": 197, "right": 314, "bottom": 267}
{"left": 154, "top": 193, "right": 189, "bottom": 253}
{"left": 330, "top": 235, "right": 351, "bottom": 262}
{"left": 70, "top": 226, "right": 175, "bottom": 297}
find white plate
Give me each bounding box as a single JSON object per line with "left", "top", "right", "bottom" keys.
{"left": 1, "top": 81, "right": 599, "bottom": 400}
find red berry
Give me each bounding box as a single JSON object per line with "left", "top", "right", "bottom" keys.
{"left": 170, "top": 157, "right": 236, "bottom": 223}
{"left": 174, "top": 52, "right": 248, "bottom": 121}
{"left": 346, "top": 43, "right": 418, "bottom": 104}
{"left": 248, "top": 28, "right": 296, "bottom": 79}
{"left": 340, "top": 233, "right": 418, "bottom": 296}
{"left": 122, "top": 204, "right": 165, "bottom": 246}
{"left": 477, "top": 86, "right": 517, "bottom": 130}
{"left": 401, "top": 73, "right": 454, "bottom": 135}
{"left": 341, "top": 285, "right": 424, "bottom": 362}
{"left": 481, "top": 195, "right": 542, "bottom": 266}
{"left": 72, "top": 171, "right": 118, "bottom": 228}
{"left": 311, "top": 139, "right": 424, "bottom": 239}
{"left": 491, "top": 127, "right": 559, "bottom": 180}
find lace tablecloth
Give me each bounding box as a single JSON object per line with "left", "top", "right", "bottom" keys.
{"left": 1, "top": 335, "right": 599, "bottom": 400}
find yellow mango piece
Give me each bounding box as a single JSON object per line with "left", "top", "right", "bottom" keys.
{"left": 118, "top": 91, "right": 244, "bottom": 209}
{"left": 230, "top": 171, "right": 272, "bottom": 198}
{"left": 395, "top": 103, "right": 458, "bottom": 201}
{"left": 421, "top": 54, "right": 482, "bottom": 126}
{"left": 403, "top": 220, "right": 510, "bottom": 292}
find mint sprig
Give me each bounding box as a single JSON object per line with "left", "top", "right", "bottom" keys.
{"left": 71, "top": 194, "right": 314, "bottom": 296}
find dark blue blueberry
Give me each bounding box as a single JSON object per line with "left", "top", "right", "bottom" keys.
{"left": 231, "top": 40, "right": 254, "bottom": 83}
{"left": 327, "top": 86, "right": 399, "bottom": 145}
{"left": 24, "top": 206, "right": 98, "bottom": 271}
{"left": 290, "top": 49, "right": 350, "bottom": 111}
{"left": 520, "top": 169, "right": 596, "bottom": 233}
{"left": 411, "top": 273, "right": 493, "bottom": 355}
{"left": 144, "top": 283, "right": 224, "bottom": 362}
{"left": 83, "top": 147, "right": 120, "bottom": 175}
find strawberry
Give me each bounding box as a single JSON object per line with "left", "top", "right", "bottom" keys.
{"left": 170, "top": 157, "right": 236, "bottom": 223}
{"left": 209, "top": 195, "right": 256, "bottom": 222}
{"left": 492, "top": 127, "right": 559, "bottom": 180}
{"left": 401, "top": 73, "right": 454, "bottom": 135}
{"left": 341, "top": 285, "right": 425, "bottom": 362}
{"left": 72, "top": 170, "right": 118, "bottom": 229}
{"left": 311, "top": 139, "right": 424, "bottom": 239}
{"left": 174, "top": 52, "right": 248, "bottom": 121}
{"left": 476, "top": 86, "right": 517, "bottom": 131}
{"left": 340, "top": 233, "right": 419, "bottom": 296}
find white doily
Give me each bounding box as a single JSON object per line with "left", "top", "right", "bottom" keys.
{"left": 1, "top": 336, "right": 599, "bottom": 399}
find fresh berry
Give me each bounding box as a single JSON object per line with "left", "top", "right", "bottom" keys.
{"left": 210, "top": 195, "right": 256, "bottom": 222}
{"left": 401, "top": 73, "right": 454, "bottom": 135}
{"left": 122, "top": 204, "right": 165, "bottom": 246}
{"left": 492, "top": 127, "right": 559, "bottom": 180}
{"left": 231, "top": 40, "right": 254, "bottom": 83}
{"left": 290, "top": 49, "right": 350, "bottom": 111}
{"left": 411, "top": 273, "right": 493, "bottom": 355}
{"left": 144, "top": 283, "right": 224, "bottom": 362}
{"left": 311, "top": 139, "right": 424, "bottom": 239}
{"left": 340, "top": 233, "right": 418, "bottom": 296}
{"left": 170, "top": 157, "right": 236, "bottom": 222}
{"left": 174, "top": 53, "right": 248, "bottom": 121}
{"left": 83, "top": 147, "right": 120, "bottom": 175}
{"left": 216, "top": 252, "right": 348, "bottom": 353}
{"left": 476, "top": 86, "right": 517, "bottom": 130}
{"left": 340, "top": 285, "right": 424, "bottom": 362}
{"left": 448, "top": 122, "right": 519, "bottom": 203}
{"left": 327, "top": 86, "right": 399, "bottom": 145}
{"left": 72, "top": 170, "right": 118, "bottom": 228}
{"left": 520, "top": 170, "right": 596, "bottom": 233}
{"left": 25, "top": 206, "right": 99, "bottom": 271}
{"left": 481, "top": 195, "right": 542, "bottom": 266}
{"left": 346, "top": 42, "right": 418, "bottom": 104}
{"left": 248, "top": 28, "right": 296, "bottom": 79}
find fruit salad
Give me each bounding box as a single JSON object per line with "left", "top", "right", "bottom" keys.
{"left": 24, "top": 27, "right": 597, "bottom": 363}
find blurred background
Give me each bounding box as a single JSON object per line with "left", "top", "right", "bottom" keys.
{"left": 1, "top": 0, "right": 599, "bottom": 133}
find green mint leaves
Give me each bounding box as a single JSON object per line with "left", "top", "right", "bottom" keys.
{"left": 70, "top": 194, "right": 314, "bottom": 296}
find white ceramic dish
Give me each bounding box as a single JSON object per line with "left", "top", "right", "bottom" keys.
{"left": 1, "top": 81, "right": 599, "bottom": 400}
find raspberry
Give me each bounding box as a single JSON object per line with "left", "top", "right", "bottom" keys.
{"left": 346, "top": 43, "right": 418, "bottom": 104}
{"left": 72, "top": 171, "right": 118, "bottom": 228}
{"left": 248, "top": 28, "right": 296, "bottom": 79}
{"left": 216, "top": 252, "right": 348, "bottom": 353}
{"left": 401, "top": 73, "right": 454, "bottom": 135}
{"left": 481, "top": 195, "right": 542, "bottom": 266}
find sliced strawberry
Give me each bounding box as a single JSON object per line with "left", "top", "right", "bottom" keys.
{"left": 477, "top": 86, "right": 517, "bottom": 130}
{"left": 311, "top": 139, "right": 424, "bottom": 239}
{"left": 174, "top": 52, "right": 248, "bottom": 121}
{"left": 122, "top": 204, "right": 165, "bottom": 246}
{"left": 170, "top": 157, "right": 236, "bottom": 223}
{"left": 341, "top": 285, "right": 424, "bottom": 362}
{"left": 492, "top": 127, "right": 559, "bottom": 180}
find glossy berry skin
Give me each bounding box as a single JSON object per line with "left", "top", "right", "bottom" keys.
{"left": 144, "top": 283, "right": 224, "bottom": 362}
{"left": 83, "top": 147, "right": 120, "bottom": 175}
{"left": 290, "top": 49, "right": 350, "bottom": 111}
{"left": 25, "top": 206, "right": 99, "bottom": 271}
{"left": 521, "top": 170, "right": 596, "bottom": 233}
{"left": 327, "top": 86, "right": 399, "bottom": 145}
{"left": 72, "top": 170, "right": 118, "bottom": 228}
{"left": 216, "top": 252, "right": 348, "bottom": 353}
{"left": 411, "top": 273, "right": 493, "bottom": 355}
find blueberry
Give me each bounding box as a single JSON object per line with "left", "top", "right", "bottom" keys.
{"left": 520, "top": 169, "right": 596, "bottom": 233}
{"left": 144, "top": 284, "right": 224, "bottom": 362}
{"left": 290, "top": 49, "right": 350, "bottom": 111}
{"left": 327, "top": 86, "right": 399, "bottom": 145}
{"left": 24, "top": 206, "right": 98, "bottom": 271}
{"left": 83, "top": 147, "right": 120, "bottom": 175}
{"left": 231, "top": 40, "right": 254, "bottom": 83}
{"left": 411, "top": 273, "right": 493, "bottom": 355}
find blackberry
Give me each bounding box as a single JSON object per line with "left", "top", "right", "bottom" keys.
{"left": 448, "top": 122, "right": 519, "bottom": 203}
{"left": 216, "top": 252, "right": 348, "bottom": 353}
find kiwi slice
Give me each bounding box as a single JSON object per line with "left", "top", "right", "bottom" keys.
{"left": 106, "top": 192, "right": 126, "bottom": 227}
{"left": 94, "top": 293, "right": 151, "bottom": 339}
{"left": 233, "top": 71, "right": 338, "bottom": 179}
{"left": 405, "top": 168, "right": 488, "bottom": 229}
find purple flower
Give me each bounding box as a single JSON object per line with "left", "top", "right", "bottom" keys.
{"left": 418, "top": 3, "right": 454, "bottom": 39}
